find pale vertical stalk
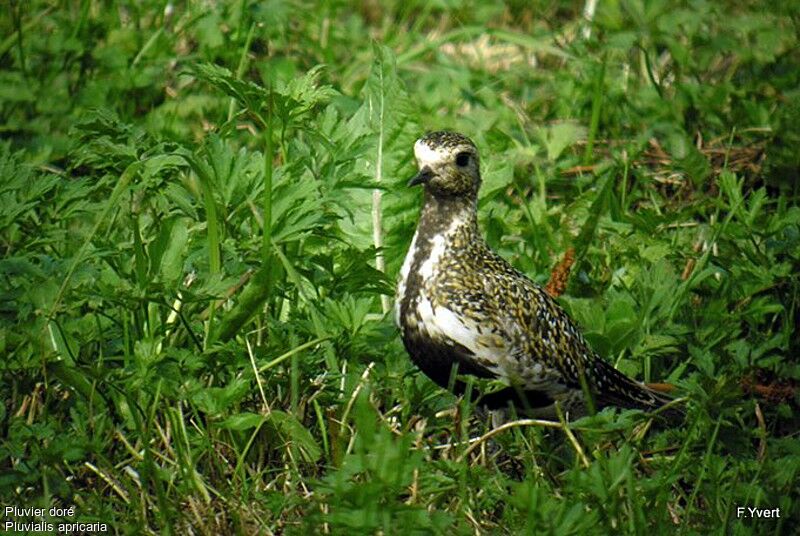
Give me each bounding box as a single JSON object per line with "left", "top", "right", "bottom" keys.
{"left": 372, "top": 175, "right": 389, "bottom": 313}
{"left": 582, "top": 0, "right": 598, "bottom": 39}
{"left": 372, "top": 70, "right": 390, "bottom": 314}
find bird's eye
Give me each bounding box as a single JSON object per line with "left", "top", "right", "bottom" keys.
{"left": 455, "top": 152, "right": 471, "bottom": 167}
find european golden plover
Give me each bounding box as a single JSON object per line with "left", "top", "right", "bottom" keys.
{"left": 396, "top": 131, "right": 681, "bottom": 421}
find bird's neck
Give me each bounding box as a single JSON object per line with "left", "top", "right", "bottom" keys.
{"left": 417, "top": 191, "right": 478, "bottom": 239}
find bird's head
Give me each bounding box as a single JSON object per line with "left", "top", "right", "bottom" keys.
{"left": 408, "top": 131, "right": 480, "bottom": 198}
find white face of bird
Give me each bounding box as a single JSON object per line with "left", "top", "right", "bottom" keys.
{"left": 409, "top": 131, "right": 481, "bottom": 197}
{"left": 413, "top": 138, "right": 452, "bottom": 169}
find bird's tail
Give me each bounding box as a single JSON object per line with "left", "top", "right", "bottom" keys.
{"left": 590, "top": 359, "right": 685, "bottom": 424}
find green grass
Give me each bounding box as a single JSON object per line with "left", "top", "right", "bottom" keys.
{"left": 1, "top": 1, "right": 799, "bottom": 534}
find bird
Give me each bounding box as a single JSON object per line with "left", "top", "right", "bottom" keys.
{"left": 395, "top": 131, "right": 681, "bottom": 421}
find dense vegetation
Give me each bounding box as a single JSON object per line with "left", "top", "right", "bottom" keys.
{"left": 1, "top": 1, "right": 798, "bottom": 533}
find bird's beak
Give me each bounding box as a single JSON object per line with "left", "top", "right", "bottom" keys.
{"left": 407, "top": 166, "right": 434, "bottom": 187}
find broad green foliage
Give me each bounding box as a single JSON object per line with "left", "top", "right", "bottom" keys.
{"left": 1, "top": 1, "right": 798, "bottom": 534}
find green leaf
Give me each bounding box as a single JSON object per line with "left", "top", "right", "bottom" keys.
{"left": 219, "top": 412, "right": 266, "bottom": 432}
{"left": 536, "top": 122, "right": 583, "bottom": 162}
{"left": 341, "top": 44, "right": 419, "bottom": 259}
{"left": 220, "top": 410, "right": 321, "bottom": 463}
{"left": 267, "top": 410, "right": 322, "bottom": 463}
{"left": 148, "top": 216, "right": 189, "bottom": 283}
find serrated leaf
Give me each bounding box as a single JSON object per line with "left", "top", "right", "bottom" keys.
{"left": 340, "top": 45, "right": 419, "bottom": 257}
